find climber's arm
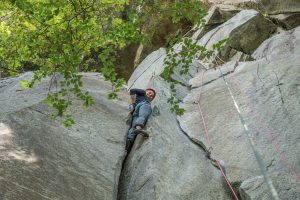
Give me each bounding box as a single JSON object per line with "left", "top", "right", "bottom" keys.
{"left": 129, "top": 88, "right": 146, "bottom": 103}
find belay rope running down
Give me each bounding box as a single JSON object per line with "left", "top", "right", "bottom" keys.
{"left": 127, "top": 39, "right": 297, "bottom": 198}
{"left": 203, "top": 53, "right": 282, "bottom": 199}
{"left": 216, "top": 54, "right": 300, "bottom": 187}
{"left": 196, "top": 70, "right": 240, "bottom": 200}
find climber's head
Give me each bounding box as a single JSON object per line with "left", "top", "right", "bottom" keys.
{"left": 146, "top": 88, "right": 156, "bottom": 101}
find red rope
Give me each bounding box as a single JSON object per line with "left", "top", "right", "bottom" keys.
{"left": 217, "top": 55, "right": 300, "bottom": 185}
{"left": 197, "top": 70, "right": 240, "bottom": 200}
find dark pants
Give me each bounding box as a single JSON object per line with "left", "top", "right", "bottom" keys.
{"left": 126, "top": 102, "right": 152, "bottom": 152}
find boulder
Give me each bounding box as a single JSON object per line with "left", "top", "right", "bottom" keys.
{"left": 127, "top": 48, "right": 166, "bottom": 90}
{"left": 0, "top": 72, "right": 128, "bottom": 200}
{"left": 197, "top": 10, "right": 276, "bottom": 56}
{"left": 192, "top": 5, "right": 241, "bottom": 41}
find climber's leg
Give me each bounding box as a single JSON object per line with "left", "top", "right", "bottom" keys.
{"left": 126, "top": 128, "right": 138, "bottom": 152}
{"left": 133, "top": 103, "right": 152, "bottom": 128}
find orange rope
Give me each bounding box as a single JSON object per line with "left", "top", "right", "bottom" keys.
{"left": 196, "top": 70, "right": 240, "bottom": 200}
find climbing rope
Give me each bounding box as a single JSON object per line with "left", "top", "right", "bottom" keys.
{"left": 216, "top": 53, "right": 300, "bottom": 186}
{"left": 196, "top": 71, "right": 212, "bottom": 150}
{"left": 196, "top": 70, "right": 240, "bottom": 200}
{"left": 213, "top": 54, "right": 280, "bottom": 200}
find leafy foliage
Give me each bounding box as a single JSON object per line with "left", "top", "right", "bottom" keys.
{"left": 0, "top": 0, "right": 141, "bottom": 124}
{"left": 163, "top": 37, "right": 230, "bottom": 116}
{"left": 163, "top": 38, "right": 212, "bottom": 116}
{"left": 0, "top": 0, "right": 215, "bottom": 123}
{"left": 168, "top": 0, "right": 207, "bottom": 26}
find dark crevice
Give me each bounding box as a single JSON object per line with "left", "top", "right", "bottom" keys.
{"left": 170, "top": 76, "right": 189, "bottom": 87}
{"left": 230, "top": 181, "right": 242, "bottom": 200}
{"left": 117, "top": 144, "right": 128, "bottom": 200}
{"left": 28, "top": 107, "right": 51, "bottom": 117}
{"left": 158, "top": 73, "right": 190, "bottom": 88}
{"left": 117, "top": 136, "right": 130, "bottom": 200}
{"left": 175, "top": 118, "right": 243, "bottom": 199}
{"left": 175, "top": 119, "right": 218, "bottom": 167}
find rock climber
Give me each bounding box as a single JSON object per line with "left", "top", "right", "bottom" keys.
{"left": 126, "top": 88, "right": 156, "bottom": 152}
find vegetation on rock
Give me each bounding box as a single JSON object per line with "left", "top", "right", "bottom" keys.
{"left": 0, "top": 0, "right": 214, "bottom": 124}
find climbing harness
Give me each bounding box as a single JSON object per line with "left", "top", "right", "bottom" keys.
{"left": 213, "top": 54, "right": 280, "bottom": 200}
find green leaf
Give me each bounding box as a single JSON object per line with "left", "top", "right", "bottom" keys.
{"left": 20, "top": 80, "right": 30, "bottom": 89}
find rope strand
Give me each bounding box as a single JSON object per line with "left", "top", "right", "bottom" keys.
{"left": 216, "top": 54, "right": 300, "bottom": 185}
{"left": 214, "top": 54, "right": 280, "bottom": 200}
{"left": 196, "top": 70, "right": 240, "bottom": 200}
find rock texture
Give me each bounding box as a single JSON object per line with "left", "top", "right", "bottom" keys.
{"left": 179, "top": 21, "right": 300, "bottom": 200}
{"left": 197, "top": 10, "right": 276, "bottom": 56}
{"left": 270, "top": 13, "right": 300, "bottom": 30}
{"left": 252, "top": 26, "right": 300, "bottom": 61}
{"left": 120, "top": 50, "right": 231, "bottom": 200}
{"left": 1, "top": 2, "right": 300, "bottom": 200}
{"left": 202, "top": 0, "right": 300, "bottom": 14}
{"left": 123, "top": 5, "right": 300, "bottom": 200}
{"left": 239, "top": 176, "right": 271, "bottom": 200}
{"left": 0, "top": 72, "right": 128, "bottom": 200}
{"left": 192, "top": 5, "right": 241, "bottom": 41}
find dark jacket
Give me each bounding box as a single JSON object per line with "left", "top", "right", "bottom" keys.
{"left": 130, "top": 88, "right": 148, "bottom": 105}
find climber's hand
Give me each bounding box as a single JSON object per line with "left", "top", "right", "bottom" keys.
{"left": 129, "top": 104, "right": 134, "bottom": 111}
{"left": 136, "top": 126, "right": 142, "bottom": 130}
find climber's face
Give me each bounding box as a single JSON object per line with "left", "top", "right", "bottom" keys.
{"left": 146, "top": 89, "right": 155, "bottom": 101}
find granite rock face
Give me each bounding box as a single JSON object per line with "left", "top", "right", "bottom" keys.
{"left": 270, "top": 13, "right": 300, "bottom": 30}
{"left": 179, "top": 24, "right": 300, "bottom": 200}
{"left": 1, "top": 3, "right": 300, "bottom": 200}
{"left": 0, "top": 72, "right": 129, "bottom": 200}
{"left": 252, "top": 26, "right": 300, "bottom": 61}
{"left": 239, "top": 176, "right": 271, "bottom": 200}
{"left": 202, "top": 0, "right": 300, "bottom": 14}
{"left": 122, "top": 5, "right": 300, "bottom": 200}
{"left": 197, "top": 10, "right": 276, "bottom": 56}
{"left": 120, "top": 51, "right": 231, "bottom": 200}
{"left": 192, "top": 5, "right": 241, "bottom": 41}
